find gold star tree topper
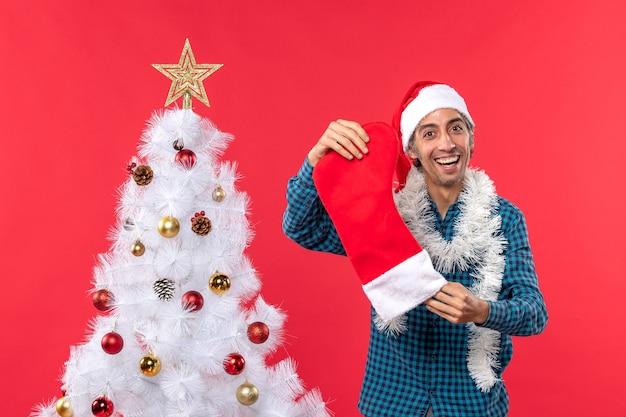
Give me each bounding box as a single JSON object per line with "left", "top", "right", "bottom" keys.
{"left": 153, "top": 39, "right": 223, "bottom": 109}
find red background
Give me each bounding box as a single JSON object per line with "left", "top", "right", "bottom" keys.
{"left": 1, "top": 1, "right": 625, "bottom": 415}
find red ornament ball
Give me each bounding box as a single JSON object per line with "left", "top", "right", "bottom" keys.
{"left": 175, "top": 149, "right": 197, "bottom": 169}
{"left": 181, "top": 290, "right": 204, "bottom": 312}
{"left": 247, "top": 322, "right": 270, "bottom": 344}
{"left": 92, "top": 289, "right": 113, "bottom": 312}
{"left": 224, "top": 352, "right": 246, "bottom": 375}
{"left": 101, "top": 331, "right": 124, "bottom": 354}
{"left": 91, "top": 396, "right": 114, "bottom": 417}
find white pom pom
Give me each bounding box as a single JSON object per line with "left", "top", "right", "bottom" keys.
{"left": 153, "top": 241, "right": 193, "bottom": 284}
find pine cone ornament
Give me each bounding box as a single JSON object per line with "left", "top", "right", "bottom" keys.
{"left": 191, "top": 212, "right": 212, "bottom": 236}
{"left": 132, "top": 165, "right": 154, "bottom": 186}
{"left": 153, "top": 278, "right": 175, "bottom": 300}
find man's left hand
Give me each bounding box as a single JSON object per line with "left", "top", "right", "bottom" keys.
{"left": 425, "top": 282, "right": 490, "bottom": 325}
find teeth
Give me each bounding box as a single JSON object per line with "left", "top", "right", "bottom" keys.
{"left": 436, "top": 156, "right": 460, "bottom": 165}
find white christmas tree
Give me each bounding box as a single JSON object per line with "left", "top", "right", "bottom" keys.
{"left": 33, "top": 40, "right": 330, "bottom": 417}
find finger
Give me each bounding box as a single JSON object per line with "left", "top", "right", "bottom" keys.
{"left": 437, "top": 283, "right": 470, "bottom": 305}
{"left": 426, "top": 303, "right": 457, "bottom": 321}
{"left": 328, "top": 137, "right": 359, "bottom": 161}
{"left": 321, "top": 130, "right": 364, "bottom": 160}
{"left": 432, "top": 290, "right": 455, "bottom": 306}
{"left": 425, "top": 298, "right": 452, "bottom": 316}
{"left": 425, "top": 301, "right": 464, "bottom": 324}
{"left": 440, "top": 282, "right": 463, "bottom": 296}
{"left": 330, "top": 120, "right": 370, "bottom": 154}
{"left": 333, "top": 136, "right": 366, "bottom": 160}
{"left": 335, "top": 119, "right": 370, "bottom": 143}
{"left": 430, "top": 290, "right": 468, "bottom": 315}
{"left": 428, "top": 296, "right": 454, "bottom": 310}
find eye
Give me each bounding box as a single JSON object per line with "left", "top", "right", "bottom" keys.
{"left": 422, "top": 130, "right": 436, "bottom": 139}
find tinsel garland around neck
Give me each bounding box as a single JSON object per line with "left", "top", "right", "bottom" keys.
{"left": 395, "top": 167, "right": 505, "bottom": 274}
{"left": 394, "top": 167, "right": 508, "bottom": 392}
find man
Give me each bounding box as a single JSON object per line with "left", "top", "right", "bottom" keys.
{"left": 282, "top": 81, "right": 548, "bottom": 417}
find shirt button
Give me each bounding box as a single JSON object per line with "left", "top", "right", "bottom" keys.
{"left": 430, "top": 354, "right": 436, "bottom": 360}
{"left": 429, "top": 390, "right": 435, "bottom": 396}
{"left": 432, "top": 319, "right": 439, "bottom": 326}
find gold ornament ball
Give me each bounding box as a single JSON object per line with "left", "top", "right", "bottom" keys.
{"left": 236, "top": 381, "right": 259, "bottom": 406}
{"left": 55, "top": 397, "right": 73, "bottom": 417}
{"left": 208, "top": 272, "right": 231, "bottom": 295}
{"left": 212, "top": 185, "right": 226, "bottom": 202}
{"left": 139, "top": 353, "right": 162, "bottom": 377}
{"left": 158, "top": 215, "right": 180, "bottom": 238}
{"left": 131, "top": 240, "right": 145, "bottom": 256}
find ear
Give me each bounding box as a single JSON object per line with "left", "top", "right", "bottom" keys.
{"left": 406, "top": 147, "right": 419, "bottom": 160}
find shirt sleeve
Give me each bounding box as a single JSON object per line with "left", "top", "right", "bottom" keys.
{"left": 282, "top": 158, "right": 346, "bottom": 256}
{"left": 480, "top": 199, "right": 548, "bottom": 336}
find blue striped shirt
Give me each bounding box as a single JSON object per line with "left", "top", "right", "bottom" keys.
{"left": 282, "top": 158, "right": 548, "bottom": 417}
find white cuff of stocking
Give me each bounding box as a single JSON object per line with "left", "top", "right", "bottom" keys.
{"left": 362, "top": 250, "right": 447, "bottom": 321}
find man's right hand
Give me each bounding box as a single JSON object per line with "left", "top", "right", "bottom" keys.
{"left": 307, "top": 119, "right": 370, "bottom": 166}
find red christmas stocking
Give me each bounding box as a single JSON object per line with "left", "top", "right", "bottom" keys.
{"left": 313, "top": 122, "right": 447, "bottom": 324}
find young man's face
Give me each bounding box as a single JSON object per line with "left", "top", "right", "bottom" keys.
{"left": 407, "top": 108, "right": 473, "bottom": 191}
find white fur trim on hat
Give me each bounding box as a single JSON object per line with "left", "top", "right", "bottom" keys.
{"left": 400, "top": 84, "right": 474, "bottom": 151}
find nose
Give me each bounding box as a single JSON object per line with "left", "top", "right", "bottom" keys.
{"left": 438, "top": 132, "right": 456, "bottom": 150}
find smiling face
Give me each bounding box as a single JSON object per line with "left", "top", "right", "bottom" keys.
{"left": 406, "top": 108, "right": 474, "bottom": 196}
